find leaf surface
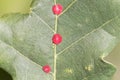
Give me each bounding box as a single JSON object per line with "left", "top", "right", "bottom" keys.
{"left": 0, "top": 0, "right": 120, "bottom": 80}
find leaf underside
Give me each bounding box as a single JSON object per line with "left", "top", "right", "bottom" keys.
{"left": 0, "top": 0, "right": 120, "bottom": 80}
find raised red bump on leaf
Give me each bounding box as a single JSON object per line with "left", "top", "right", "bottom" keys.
{"left": 52, "top": 33, "right": 62, "bottom": 45}
{"left": 42, "top": 65, "right": 51, "bottom": 73}
{"left": 52, "top": 4, "right": 63, "bottom": 15}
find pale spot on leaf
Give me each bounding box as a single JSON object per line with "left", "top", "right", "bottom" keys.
{"left": 64, "top": 68, "right": 73, "bottom": 74}
{"left": 83, "top": 77, "right": 88, "bottom": 80}
{"left": 85, "top": 64, "right": 93, "bottom": 71}
{"left": 77, "top": 23, "right": 83, "bottom": 27}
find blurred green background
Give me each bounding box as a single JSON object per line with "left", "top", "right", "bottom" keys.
{"left": 0, "top": 0, "right": 32, "bottom": 16}
{"left": 0, "top": 0, "right": 119, "bottom": 80}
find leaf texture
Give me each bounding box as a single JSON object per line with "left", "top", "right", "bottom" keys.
{"left": 0, "top": 0, "right": 120, "bottom": 80}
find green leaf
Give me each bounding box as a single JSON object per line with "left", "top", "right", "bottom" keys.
{"left": 0, "top": 0, "right": 120, "bottom": 80}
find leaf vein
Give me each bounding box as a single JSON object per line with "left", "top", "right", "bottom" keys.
{"left": 58, "top": 0, "right": 77, "bottom": 17}
{"left": 57, "top": 15, "right": 119, "bottom": 56}
{"left": 31, "top": 12, "right": 55, "bottom": 33}
{"left": 0, "top": 40, "right": 54, "bottom": 75}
